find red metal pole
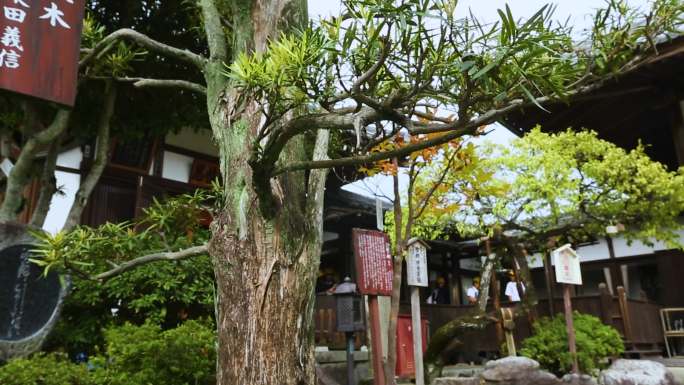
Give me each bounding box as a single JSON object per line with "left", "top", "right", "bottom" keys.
{"left": 368, "top": 295, "right": 386, "bottom": 385}
{"left": 563, "top": 284, "right": 579, "bottom": 373}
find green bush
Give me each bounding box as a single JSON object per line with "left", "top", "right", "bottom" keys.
{"left": 0, "top": 353, "right": 92, "bottom": 385}
{"left": 0, "top": 321, "right": 216, "bottom": 385}
{"left": 520, "top": 311, "right": 624, "bottom": 376}
{"left": 92, "top": 320, "right": 216, "bottom": 385}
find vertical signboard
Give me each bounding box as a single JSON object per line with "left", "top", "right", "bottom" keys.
{"left": 0, "top": 0, "right": 86, "bottom": 105}
{"left": 406, "top": 239, "right": 428, "bottom": 287}
{"left": 553, "top": 244, "right": 582, "bottom": 285}
{"left": 352, "top": 228, "right": 393, "bottom": 296}
{"left": 352, "top": 228, "right": 392, "bottom": 385}
{"left": 552, "top": 243, "right": 583, "bottom": 374}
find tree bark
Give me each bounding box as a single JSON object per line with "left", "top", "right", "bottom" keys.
{"left": 385, "top": 162, "right": 404, "bottom": 385}
{"left": 200, "top": 1, "right": 325, "bottom": 383}
{"left": 63, "top": 81, "right": 117, "bottom": 231}
{"left": 0, "top": 109, "right": 70, "bottom": 222}
{"left": 28, "top": 139, "right": 61, "bottom": 228}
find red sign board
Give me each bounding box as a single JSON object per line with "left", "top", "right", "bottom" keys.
{"left": 0, "top": 0, "right": 86, "bottom": 106}
{"left": 352, "top": 228, "right": 393, "bottom": 296}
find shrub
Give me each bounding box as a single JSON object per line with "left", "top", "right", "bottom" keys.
{"left": 0, "top": 321, "right": 216, "bottom": 385}
{"left": 0, "top": 352, "right": 92, "bottom": 385}
{"left": 92, "top": 320, "right": 216, "bottom": 385}
{"left": 520, "top": 311, "right": 624, "bottom": 376}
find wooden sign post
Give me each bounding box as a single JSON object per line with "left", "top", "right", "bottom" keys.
{"left": 352, "top": 228, "right": 393, "bottom": 385}
{"left": 406, "top": 238, "right": 429, "bottom": 385}
{"left": 552, "top": 244, "right": 583, "bottom": 374}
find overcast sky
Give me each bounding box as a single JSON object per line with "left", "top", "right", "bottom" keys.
{"left": 307, "top": 0, "right": 650, "bottom": 201}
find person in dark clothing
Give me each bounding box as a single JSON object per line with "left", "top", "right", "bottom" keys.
{"left": 316, "top": 273, "right": 337, "bottom": 294}
{"left": 427, "top": 276, "right": 450, "bottom": 304}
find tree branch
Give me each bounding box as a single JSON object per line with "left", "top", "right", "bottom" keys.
{"left": 79, "top": 28, "right": 206, "bottom": 70}
{"left": 63, "top": 81, "right": 117, "bottom": 231}
{"left": 95, "top": 244, "right": 209, "bottom": 281}
{"left": 198, "top": 0, "right": 229, "bottom": 61}
{"left": 0, "top": 110, "right": 71, "bottom": 221}
{"left": 95, "top": 76, "right": 208, "bottom": 95}
{"left": 305, "top": 129, "right": 330, "bottom": 232}
{"left": 28, "top": 139, "right": 61, "bottom": 228}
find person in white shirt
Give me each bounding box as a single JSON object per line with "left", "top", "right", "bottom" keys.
{"left": 466, "top": 277, "right": 480, "bottom": 304}
{"left": 505, "top": 270, "right": 525, "bottom": 302}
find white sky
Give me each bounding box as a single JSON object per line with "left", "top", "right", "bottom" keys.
{"left": 307, "top": 0, "right": 650, "bottom": 201}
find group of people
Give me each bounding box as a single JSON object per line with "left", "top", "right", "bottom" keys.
{"left": 317, "top": 268, "right": 526, "bottom": 305}
{"left": 428, "top": 270, "right": 525, "bottom": 305}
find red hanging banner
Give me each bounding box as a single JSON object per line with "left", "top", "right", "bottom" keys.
{"left": 0, "top": 0, "right": 86, "bottom": 106}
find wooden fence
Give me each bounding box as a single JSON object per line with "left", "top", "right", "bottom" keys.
{"left": 314, "top": 284, "right": 664, "bottom": 357}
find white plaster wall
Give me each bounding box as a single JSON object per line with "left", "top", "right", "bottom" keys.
{"left": 161, "top": 151, "right": 193, "bottom": 183}
{"left": 165, "top": 127, "right": 218, "bottom": 157}
{"left": 42, "top": 148, "right": 83, "bottom": 234}
{"left": 56, "top": 147, "right": 82, "bottom": 169}
{"left": 576, "top": 240, "right": 610, "bottom": 262}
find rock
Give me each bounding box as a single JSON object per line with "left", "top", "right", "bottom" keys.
{"left": 599, "top": 359, "right": 681, "bottom": 385}
{"left": 481, "top": 356, "right": 560, "bottom": 385}
{"left": 433, "top": 377, "right": 481, "bottom": 385}
{"left": 561, "top": 373, "right": 597, "bottom": 385}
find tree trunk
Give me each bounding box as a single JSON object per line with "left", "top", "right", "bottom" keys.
{"left": 202, "top": 2, "right": 325, "bottom": 383}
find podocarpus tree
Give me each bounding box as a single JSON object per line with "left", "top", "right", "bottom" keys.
{"left": 37, "top": 0, "right": 683, "bottom": 384}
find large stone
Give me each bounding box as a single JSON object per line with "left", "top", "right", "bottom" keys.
{"left": 481, "top": 356, "right": 560, "bottom": 385}
{"left": 599, "top": 359, "right": 681, "bottom": 385}
{"left": 561, "top": 373, "right": 597, "bottom": 385}
{"left": 433, "top": 377, "right": 481, "bottom": 385}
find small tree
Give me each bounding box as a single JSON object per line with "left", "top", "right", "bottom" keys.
{"left": 406, "top": 128, "right": 684, "bottom": 382}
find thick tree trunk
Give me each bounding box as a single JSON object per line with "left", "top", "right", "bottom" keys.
{"left": 201, "top": 2, "right": 323, "bottom": 383}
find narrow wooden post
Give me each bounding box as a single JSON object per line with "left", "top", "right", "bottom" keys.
{"left": 598, "top": 283, "right": 613, "bottom": 325}
{"left": 563, "top": 284, "right": 579, "bottom": 373}
{"left": 410, "top": 286, "right": 425, "bottom": 385}
{"left": 368, "top": 296, "right": 386, "bottom": 385}
{"left": 617, "top": 286, "right": 633, "bottom": 344}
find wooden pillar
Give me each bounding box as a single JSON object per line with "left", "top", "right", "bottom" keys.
{"left": 671, "top": 100, "right": 684, "bottom": 167}
{"left": 606, "top": 236, "right": 623, "bottom": 293}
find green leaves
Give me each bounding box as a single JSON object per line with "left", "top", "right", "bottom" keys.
{"left": 521, "top": 312, "right": 624, "bottom": 376}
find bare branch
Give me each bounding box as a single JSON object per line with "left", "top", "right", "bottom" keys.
{"left": 29, "top": 139, "right": 61, "bottom": 228}
{"left": 306, "top": 129, "right": 330, "bottom": 226}
{"left": 63, "top": 81, "right": 117, "bottom": 231}
{"left": 79, "top": 28, "right": 206, "bottom": 70}
{"left": 198, "top": 0, "right": 228, "bottom": 61}
{"left": 120, "top": 77, "right": 207, "bottom": 95}
{"left": 95, "top": 244, "right": 209, "bottom": 281}
{"left": 0, "top": 109, "right": 71, "bottom": 221}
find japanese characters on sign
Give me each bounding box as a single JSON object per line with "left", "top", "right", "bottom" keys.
{"left": 406, "top": 239, "right": 428, "bottom": 287}
{"left": 0, "top": 0, "right": 86, "bottom": 105}
{"left": 553, "top": 244, "right": 583, "bottom": 285}
{"left": 352, "top": 228, "right": 393, "bottom": 296}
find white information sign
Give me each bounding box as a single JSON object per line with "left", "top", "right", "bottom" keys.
{"left": 553, "top": 244, "right": 583, "bottom": 285}
{"left": 0, "top": 158, "right": 14, "bottom": 176}
{"left": 406, "top": 240, "right": 428, "bottom": 287}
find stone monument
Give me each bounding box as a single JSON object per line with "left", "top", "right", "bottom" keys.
{"left": 0, "top": 223, "right": 68, "bottom": 361}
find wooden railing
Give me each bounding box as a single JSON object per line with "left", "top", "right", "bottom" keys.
{"left": 313, "top": 284, "right": 664, "bottom": 355}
